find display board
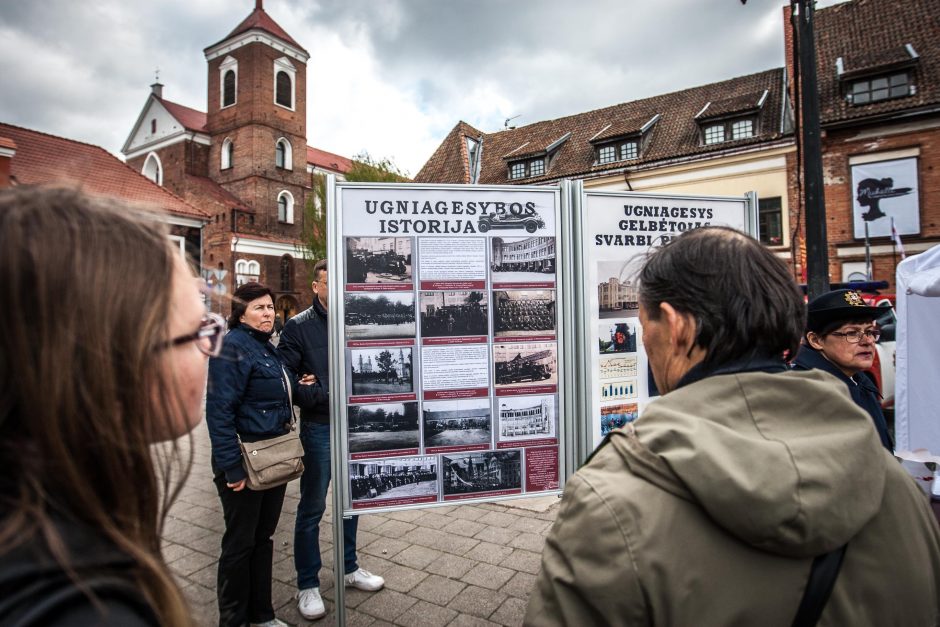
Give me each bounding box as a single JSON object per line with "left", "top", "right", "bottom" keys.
{"left": 333, "top": 183, "right": 565, "bottom": 514}
{"left": 579, "top": 188, "right": 756, "bottom": 451}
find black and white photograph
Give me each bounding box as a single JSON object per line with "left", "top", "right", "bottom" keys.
{"left": 597, "top": 259, "right": 640, "bottom": 319}
{"left": 350, "top": 456, "right": 437, "bottom": 504}
{"left": 490, "top": 236, "right": 556, "bottom": 283}
{"left": 419, "top": 291, "right": 488, "bottom": 337}
{"left": 348, "top": 402, "right": 419, "bottom": 455}
{"left": 442, "top": 451, "right": 522, "bottom": 496}
{"left": 345, "top": 292, "right": 416, "bottom": 340}
{"left": 349, "top": 346, "right": 414, "bottom": 396}
{"left": 851, "top": 157, "right": 920, "bottom": 238}
{"left": 493, "top": 342, "right": 558, "bottom": 388}
{"left": 598, "top": 321, "right": 637, "bottom": 354}
{"left": 493, "top": 290, "right": 556, "bottom": 337}
{"left": 346, "top": 237, "right": 413, "bottom": 284}
{"left": 497, "top": 395, "right": 557, "bottom": 442}
{"left": 422, "top": 399, "right": 492, "bottom": 451}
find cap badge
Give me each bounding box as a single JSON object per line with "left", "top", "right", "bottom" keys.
{"left": 844, "top": 291, "right": 866, "bottom": 307}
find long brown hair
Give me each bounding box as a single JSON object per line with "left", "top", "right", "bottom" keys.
{"left": 0, "top": 186, "right": 194, "bottom": 626}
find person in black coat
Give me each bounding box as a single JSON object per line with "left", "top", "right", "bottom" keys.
{"left": 207, "top": 282, "right": 292, "bottom": 627}
{"left": 792, "top": 289, "right": 893, "bottom": 451}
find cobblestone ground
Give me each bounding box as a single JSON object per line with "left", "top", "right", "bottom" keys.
{"left": 163, "top": 421, "right": 560, "bottom": 626}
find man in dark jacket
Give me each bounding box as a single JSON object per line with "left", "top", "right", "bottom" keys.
{"left": 277, "top": 260, "right": 384, "bottom": 621}
{"left": 792, "top": 289, "right": 893, "bottom": 451}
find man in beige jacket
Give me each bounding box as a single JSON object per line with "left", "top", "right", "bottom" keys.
{"left": 526, "top": 227, "right": 940, "bottom": 626}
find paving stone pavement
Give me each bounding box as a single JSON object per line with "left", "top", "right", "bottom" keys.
{"left": 164, "top": 421, "right": 560, "bottom": 626}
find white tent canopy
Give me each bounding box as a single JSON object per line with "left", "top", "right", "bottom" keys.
{"left": 895, "top": 244, "right": 940, "bottom": 453}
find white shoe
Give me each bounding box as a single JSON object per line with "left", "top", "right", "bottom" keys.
{"left": 250, "top": 620, "right": 288, "bottom": 627}
{"left": 297, "top": 587, "right": 326, "bottom": 620}
{"left": 344, "top": 567, "right": 385, "bottom": 591}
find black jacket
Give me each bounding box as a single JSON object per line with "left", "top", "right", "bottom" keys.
{"left": 0, "top": 518, "right": 157, "bottom": 626}
{"left": 206, "top": 324, "right": 293, "bottom": 483}
{"left": 277, "top": 299, "right": 330, "bottom": 424}
{"left": 792, "top": 344, "right": 894, "bottom": 451}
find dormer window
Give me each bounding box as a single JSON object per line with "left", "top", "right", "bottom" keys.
{"left": 589, "top": 115, "right": 656, "bottom": 166}
{"left": 849, "top": 72, "right": 912, "bottom": 105}
{"left": 597, "top": 140, "right": 638, "bottom": 164}
{"left": 702, "top": 117, "right": 755, "bottom": 145}
{"left": 509, "top": 158, "right": 544, "bottom": 180}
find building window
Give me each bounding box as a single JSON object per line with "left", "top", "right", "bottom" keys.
{"left": 620, "top": 141, "right": 638, "bottom": 161}
{"left": 598, "top": 145, "right": 616, "bottom": 164}
{"left": 529, "top": 158, "right": 545, "bottom": 176}
{"left": 221, "top": 138, "right": 234, "bottom": 170}
{"left": 510, "top": 162, "right": 526, "bottom": 179}
{"left": 277, "top": 191, "right": 294, "bottom": 224}
{"left": 275, "top": 138, "right": 292, "bottom": 170}
{"left": 142, "top": 152, "right": 163, "bottom": 186}
{"left": 850, "top": 72, "right": 911, "bottom": 105}
{"left": 758, "top": 197, "right": 783, "bottom": 246}
{"left": 704, "top": 124, "right": 725, "bottom": 145}
{"left": 150, "top": 119, "right": 157, "bottom": 134}
{"left": 235, "top": 259, "right": 260, "bottom": 287}
{"left": 280, "top": 255, "right": 293, "bottom": 291}
{"left": 508, "top": 157, "right": 546, "bottom": 179}
{"left": 597, "top": 140, "right": 638, "bottom": 164}
{"left": 276, "top": 72, "right": 292, "bottom": 108}
{"left": 731, "top": 119, "right": 753, "bottom": 140}
{"left": 220, "top": 56, "right": 237, "bottom": 108}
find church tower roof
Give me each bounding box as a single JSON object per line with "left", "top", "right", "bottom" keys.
{"left": 207, "top": 0, "right": 307, "bottom": 55}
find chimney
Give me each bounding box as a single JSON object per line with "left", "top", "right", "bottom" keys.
{"left": 0, "top": 137, "right": 16, "bottom": 188}
{"left": 151, "top": 82, "right": 164, "bottom": 98}
{"left": 256, "top": 0, "right": 263, "bottom": 10}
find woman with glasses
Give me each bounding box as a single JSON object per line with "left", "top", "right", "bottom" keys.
{"left": 206, "top": 282, "right": 294, "bottom": 627}
{"left": 0, "top": 187, "right": 212, "bottom": 626}
{"left": 793, "top": 289, "right": 893, "bottom": 451}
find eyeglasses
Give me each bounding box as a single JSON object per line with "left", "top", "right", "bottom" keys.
{"left": 162, "top": 312, "right": 226, "bottom": 357}
{"left": 828, "top": 329, "right": 880, "bottom": 343}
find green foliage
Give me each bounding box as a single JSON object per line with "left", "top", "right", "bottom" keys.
{"left": 347, "top": 152, "right": 410, "bottom": 183}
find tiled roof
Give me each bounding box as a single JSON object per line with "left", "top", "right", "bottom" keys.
{"left": 182, "top": 173, "right": 253, "bottom": 213}
{"left": 159, "top": 98, "right": 208, "bottom": 133}
{"left": 814, "top": 0, "right": 940, "bottom": 125}
{"left": 307, "top": 146, "right": 353, "bottom": 174}
{"left": 0, "top": 122, "right": 207, "bottom": 220}
{"left": 415, "top": 68, "right": 787, "bottom": 186}
{"left": 211, "top": 5, "right": 307, "bottom": 54}
{"left": 697, "top": 91, "right": 767, "bottom": 120}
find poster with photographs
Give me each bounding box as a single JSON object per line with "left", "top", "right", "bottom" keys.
{"left": 493, "top": 341, "right": 558, "bottom": 395}
{"left": 348, "top": 402, "right": 419, "bottom": 459}
{"left": 600, "top": 403, "right": 638, "bottom": 437}
{"left": 422, "top": 398, "right": 492, "bottom": 454}
{"left": 496, "top": 394, "right": 558, "bottom": 449}
{"left": 442, "top": 450, "right": 523, "bottom": 500}
{"left": 493, "top": 290, "right": 556, "bottom": 339}
{"left": 345, "top": 237, "right": 413, "bottom": 288}
{"left": 348, "top": 346, "right": 415, "bottom": 402}
{"left": 350, "top": 456, "right": 438, "bottom": 510}
{"left": 419, "top": 290, "right": 488, "bottom": 340}
{"left": 345, "top": 292, "right": 416, "bottom": 341}
{"left": 582, "top": 190, "right": 752, "bottom": 451}
{"left": 338, "top": 184, "right": 562, "bottom": 514}
{"left": 851, "top": 157, "right": 920, "bottom": 238}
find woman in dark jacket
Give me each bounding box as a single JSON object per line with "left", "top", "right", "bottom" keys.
{"left": 207, "top": 282, "right": 292, "bottom": 627}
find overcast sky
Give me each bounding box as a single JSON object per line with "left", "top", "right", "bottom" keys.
{"left": 0, "top": 0, "right": 846, "bottom": 176}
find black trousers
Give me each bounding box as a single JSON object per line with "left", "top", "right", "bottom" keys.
{"left": 213, "top": 468, "right": 287, "bottom": 627}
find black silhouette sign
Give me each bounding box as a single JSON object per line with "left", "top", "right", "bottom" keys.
{"left": 852, "top": 157, "right": 919, "bottom": 238}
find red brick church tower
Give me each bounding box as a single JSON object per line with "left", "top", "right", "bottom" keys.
{"left": 123, "top": 1, "right": 338, "bottom": 319}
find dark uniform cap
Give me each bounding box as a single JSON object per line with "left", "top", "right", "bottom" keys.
{"left": 806, "top": 289, "right": 883, "bottom": 333}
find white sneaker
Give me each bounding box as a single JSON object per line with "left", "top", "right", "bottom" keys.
{"left": 250, "top": 620, "right": 288, "bottom": 627}
{"left": 344, "top": 567, "right": 385, "bottom": 591}
{"left": 297, "top": 587, "right": 326, "bottom": 620}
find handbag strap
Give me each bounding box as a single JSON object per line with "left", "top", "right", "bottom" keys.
{"left": 790, "top": 544, "right": 848, "bottom": 627}
{"left": 281, "top": 367, "right": 299, "bottom": 429}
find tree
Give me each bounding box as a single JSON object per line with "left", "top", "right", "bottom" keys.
{"left": 301, "top": 153, "right": 409, "bottom": 271}
{"left": 376, "top": 349, "right": 395, "bottom": 381}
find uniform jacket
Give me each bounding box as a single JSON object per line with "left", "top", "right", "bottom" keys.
{"left": 526, "top": 369, "right": 940, "bottom": 627}
{"left": 792, "top": 344, "right": 893, "bottom": 451}
{"left": 277, "top": 299, "right": 330, "bottom": 424}
{"left": 206, "top": 324, "right": 293, "bottom": 483}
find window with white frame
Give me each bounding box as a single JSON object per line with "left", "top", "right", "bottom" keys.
{"left": 142, "top": 152, "right": 163, "bottom": 185}
{"left": 235, "top": 259, "right": 260, "bottom": 286}
{"left": 277, "top": 190, "right": 294, "bottom": 224}
{"left": 529, "top": 158, "right": 545, "bottom": 176}
{"left": 598, "top": 145, "right": 616, "bottom": 164}
{"left": 275, "top": 138, "right": 292, "bottom": 169}
{"left": 221, "top": 138, "right": 234, "bottom": 170}
{"left": 596, "top": 140, "right": 639, "bottom": 164}
{"left": 731, "top": 119, "right": 754, "bottom": 140}
{"left": 273, "top": 57, "right": 296, "bottom": 110}
{"left": 509, "top": 162, "right": 526, "bottom": 180}
{"left": 508, "top": 157, "right": 546, "bottom": 180}
{"left": 703, "top": 117, "right": 755, "bottom": 145}
{"left": 220, "top": 56, "right": 237, "bottom": 108}
{"left": 704, "top": 124, "right": 725, "bottom": 145}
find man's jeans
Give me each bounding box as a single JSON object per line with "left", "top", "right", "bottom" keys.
{"left": 295, "top": 421, "right": 359, "bottom": 590}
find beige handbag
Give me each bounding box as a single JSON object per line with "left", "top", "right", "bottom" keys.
{"left": 239, "top": 368, "right": 305, "bottom": 490}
